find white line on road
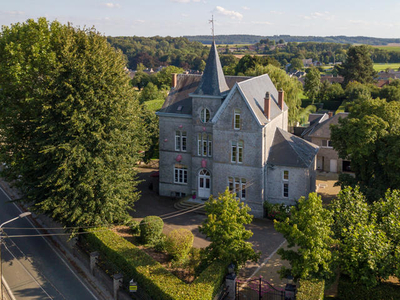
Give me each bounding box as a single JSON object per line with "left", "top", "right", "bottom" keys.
{"left": 3, "top": 242, "right": 53, "bottom": 299}
{"left": 2, "top": 275, "right": 17, "bottom": 300}
{"left": 0, "top": 186, "right": 99, "bottom": 300}
{"left": 246, "top": 239, "right": 287, "bottom": 282}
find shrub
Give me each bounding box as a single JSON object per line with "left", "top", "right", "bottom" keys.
{"left": 297, "top": 279, "right": 324, "bottom": 300}
{"left": 154, "top": 233, "right": 167, "bottom": 252}
{"left": 337, "top": 274, "right": 400, "bottom": 300}
{"left": 139, "top": 215, "right": 164, "bottom": 244}
{"left": 263, "top": 201, "right": 292, "bottom": 221}
{"left": 128, "top": 219, "right": 141, "bottom": 235}
{"left": 84, "top": 228, "right": 227, "bottom": 300}
{"left": 165, "top": 229, "right": 194, "bottom": 261}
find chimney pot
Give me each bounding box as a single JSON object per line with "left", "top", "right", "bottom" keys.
{"left": 264, "top": 92, "right": 271, "bottom": 120}
{"left": 171, "top": 73, "right": 178, "bottom": 88}
{"left": 328, "top": 111, "right": 333, "bottom": 118}
{"left": 278, "top": 89, "right": 285, "bottom": 111}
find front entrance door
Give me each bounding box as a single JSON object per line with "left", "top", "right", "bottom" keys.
{"left": 198, "top": 169, "right": 211, "bottom": 199}
{"left": 330, "top": 159, "right": 337, "bottom": 173}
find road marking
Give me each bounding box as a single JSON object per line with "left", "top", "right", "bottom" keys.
{"left": 0, "top": 186, "right": 99, "bottom": 300}
{"left": 2, "top": 275, "right": 17, "bottom": 300}
{"left": 246, "top": 239, "right": 286, "bottom": 281}
{"left": 3, "top": 242, "right": 53, "bottom": 299}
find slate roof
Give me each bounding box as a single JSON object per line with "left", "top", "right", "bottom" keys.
{"left": 193, "top": 41, "right": 229, "bottom": 96}
{"left": 268, "top": 128, "right": 319, "bottom": 168}
{"left": 237, "top": 74, "right": 288, "bottom": 125}
{"left": 301, "top": 113, "right": 329, "bottom": 138}
{"left": 159, "top": 74, "right": 250, "bottom": 115}
{"left": 304, "top": 113, "right": 349, "bottom": 139}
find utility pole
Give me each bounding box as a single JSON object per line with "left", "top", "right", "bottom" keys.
{"left": 0, "top": 212, "right": 31, "bottom": 300}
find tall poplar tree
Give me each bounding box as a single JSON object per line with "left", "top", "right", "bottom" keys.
{"left": 0, "top": 18, "right": 148, "bottom": 226}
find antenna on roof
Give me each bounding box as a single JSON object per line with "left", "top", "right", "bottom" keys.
{"left": 209, "top": 15, "right": 215, "bottom": 42}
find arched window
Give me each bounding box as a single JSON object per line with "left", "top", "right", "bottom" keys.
{"left": 200, "top": 108, "right": 211, "bottom": 123}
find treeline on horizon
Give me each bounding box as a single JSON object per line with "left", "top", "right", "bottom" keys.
{"left": 184, "top": 34, "right": 400, "bottom": 45}
{"left": 107, "top": 35, "right": 400, "bottom": 71}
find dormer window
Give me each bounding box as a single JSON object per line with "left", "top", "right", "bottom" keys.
{"left": 200, "top": 108, "right": 210, "bottom": 123}
{"left": 234, "top": 109, "right": 241, "bottom": 130}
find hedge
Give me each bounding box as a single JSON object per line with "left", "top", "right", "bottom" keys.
{"left": 337, "top": 275, "right": 400, "bottom": 300}
{"left": 84, "top": 228, "right": 227, "bottom": 300}
{"left": 297, "top": 279, "right": 325, "bottom": 300}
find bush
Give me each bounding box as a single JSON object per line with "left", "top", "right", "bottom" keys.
{"left": 139, "top": 215, "right": 164, "bottom": 244}
{"left": 84, "top": 228, "right": 227, "bottom": 300}
{"left": 165, "top": 229, "right": 194, "bottom": 261}
{"left": 264, "top": 201, "right": 292, "bottom": 221}
{"left": 128, "top": 220, "right": 141, "bottom": 235}
{"left": 297, "top": 279, "right": 325, "bottom": 300}
{"left": 154, "top": 233, "right": 167, "bottom": 252}
{"left": 337, "top": 274, "right": 400, "bottom": 300}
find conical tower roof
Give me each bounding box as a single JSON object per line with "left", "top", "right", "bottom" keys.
{"left": 193, "top": 41, "right": 229, "bottom": 96}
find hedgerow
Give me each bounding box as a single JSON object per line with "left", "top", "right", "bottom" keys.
{"left": 84, "top": 228, "right": 227, "bottom": 300}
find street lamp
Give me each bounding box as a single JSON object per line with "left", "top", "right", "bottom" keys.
{"left": 0, "top": 211, "right": 31, "bottom": 300}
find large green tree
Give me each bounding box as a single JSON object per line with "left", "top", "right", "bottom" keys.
{"left": 330, "top": 98, "right": 400, "bottom": 201}
{"left": 338, "top": 45, "right": 377, "bottom": 86}
{"left": 304, "top": 67, "right": 321, "bottom": 103}
{"left": 274, "top": 193, "right": 335, "bottom": 281}
{"left": 199, "top": 188, "right": 260, "bottom": 269}
{"left": 0, "top": 18, "right": 148, "bottom": 227}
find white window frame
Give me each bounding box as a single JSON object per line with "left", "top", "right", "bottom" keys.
{"left": 283, "top": 170, "right": 289, "bottom": 181}
{"left": 228, "top": 177, "right": 246, "bottom": 200}
{"left": 175, "top": 131, "right": 187, "bottom": 152}
{"left": 231, "top": 140, "right": 243, "bottom": 163}
{"left": 321, "top": 139, "right": 333, "bottom": 148}
{"left": 234, "top": 109, "right": 241, "bottom": 130}
{"left": 200, "top": 108, "right": 211, "bottom": 123}
{"left": 283, "top": 183, "right": 289, "bottom": 198}
{"left": 198, "top": 133, "right": 212, "bottom": 157}
{"left": 174, "top": 165, "right": 188, "bottom": 184}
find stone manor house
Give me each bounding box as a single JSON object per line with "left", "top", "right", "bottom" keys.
{"left": 156, "top": 42, "right": 319, "bottom": 217}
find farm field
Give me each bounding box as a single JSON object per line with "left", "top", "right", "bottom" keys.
{"left": 373, "top": 63, "right": 400, "bottom": 72}
{"left": 373, "top": 43, "right": 400, "bottom": 52}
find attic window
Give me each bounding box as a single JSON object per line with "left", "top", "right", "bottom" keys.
{"left": 177, "top": 105, "right": 183, "bottom": 111}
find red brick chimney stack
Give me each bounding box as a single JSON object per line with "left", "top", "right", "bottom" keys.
{"left": 171, "top": 73, "right": 178, "bottom": 88}
{"left": 328, "top": 111, "right": 333, "bottom": 118}
{"left": 278, "top": 89, "right": 285, "bottom": 111}
{"left": 264, "top": 92, "right": 271, "bottom": 120}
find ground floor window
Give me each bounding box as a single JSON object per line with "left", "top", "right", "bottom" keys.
{"left": 174, "top": 165, "right": 188, "bottom": 184}
{"left": 283, "top": 183, "right": 289, "bottom": 198}
{"left": 228, "top": 177, "right": 246, "bottom": 200}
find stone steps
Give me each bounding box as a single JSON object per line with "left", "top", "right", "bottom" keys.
{"left": 174, "top": 198, "right": 207, "bottom": 215}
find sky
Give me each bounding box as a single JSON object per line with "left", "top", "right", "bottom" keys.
{"left": 1, "top": 0, "right": 400, "bottom": 38}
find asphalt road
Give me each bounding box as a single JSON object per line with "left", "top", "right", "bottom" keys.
{"left": 0, "top": 187, "right": 99, "bottom": 300}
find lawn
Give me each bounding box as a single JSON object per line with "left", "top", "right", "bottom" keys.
{"left": 373, "top": 45, "right": 400, "bottom": 52}
{"left": 373, "top": 63, "right": 400, "bottom": 72}
{"left": 144, "top": 99, "right": 164, "bottom": 112}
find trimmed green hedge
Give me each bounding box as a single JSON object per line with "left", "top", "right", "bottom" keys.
{"left": 338, "top": 275, "right": 400, "bottom": 300}
{"left": 297, "top": 279, "right": 324, "bottom": 300}
{"left": 84, "top": 228, "right": 227, "bottom": 300}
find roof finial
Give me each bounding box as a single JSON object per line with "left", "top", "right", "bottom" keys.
{"left": 209, "top": 15, "right": 215, "bottom": 42}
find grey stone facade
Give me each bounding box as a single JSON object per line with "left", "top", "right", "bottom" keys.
{"left": 157, "top": 42, "right": 319, "bottom": 217}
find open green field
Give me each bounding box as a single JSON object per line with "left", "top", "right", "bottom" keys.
{"left": 373, "top": 45, "right": 400, "bottom": 52}
{"left": 373, "top": 63, "right": 400, "bottom": 72}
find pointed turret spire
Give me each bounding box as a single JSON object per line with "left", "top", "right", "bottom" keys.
{"left": 193, "top": 41, "right": 229, "bottom": 96}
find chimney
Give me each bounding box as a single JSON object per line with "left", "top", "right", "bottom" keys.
{"left": 278, "top": 89, "right": 285, "bottom": 111}
{"left": 328, "top": 111, "right": 333, "bottom": 118}
{"left": 264, "top": 92, "right": 271, "bottom": 120}
{"left": 171, "top": 73, "right": 178, "bottom": 88}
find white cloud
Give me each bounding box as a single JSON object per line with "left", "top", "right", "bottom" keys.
{"left": 242, "top": 6, "right": 250, "bottom": 10}
{"left": 349, "top": 20, "right": 369, "bottom": 26}
{"left": 270, "top": 10, "right": 283, "bottom": 15}
{"left": 214, "top": 6, "right": 243, "bottom": 20}
{"left": 102, "top": 3, "right": 121, "bottom": 8}
{"left": 0, "top": 10, "right": 25, "bottom": 15}
{"left": 302, "top": 11, "right": 334, "bottom": 21}
{"left": 251, "top": 21, "right": 272, "bottom": 25}
{"left": 171, "top": 0, "right": 191, "bottom": 2}
{"left": 181, "top": 13, "right": 189, "bottom": 17}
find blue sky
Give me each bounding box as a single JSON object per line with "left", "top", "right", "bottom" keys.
{"left": 1, "top": 0, "right": 400, "bottom": 38}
